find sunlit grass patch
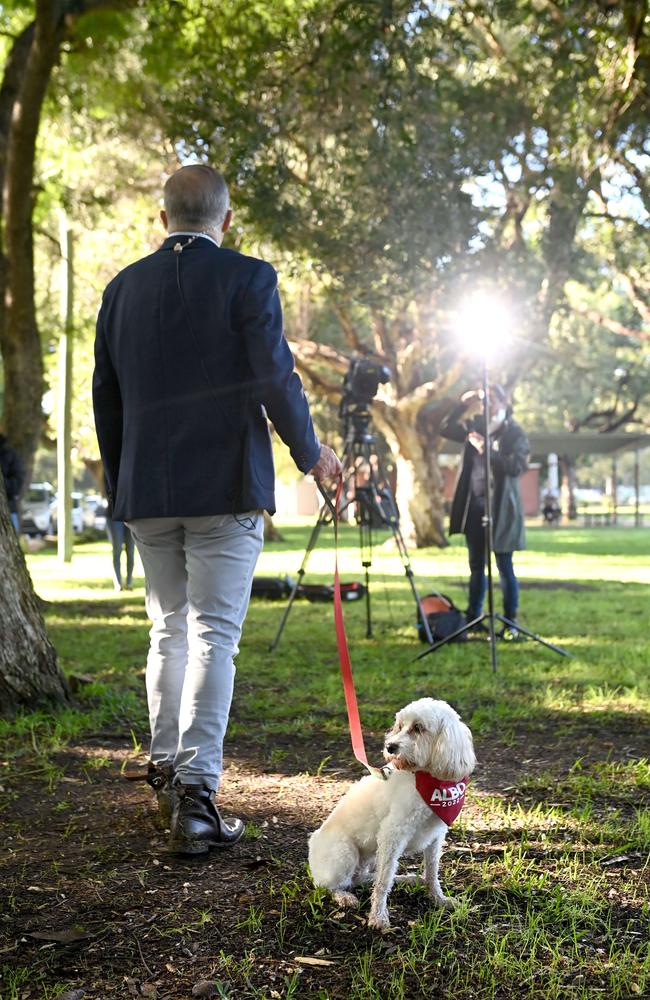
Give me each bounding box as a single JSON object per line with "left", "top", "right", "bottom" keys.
{"left": 522, "top": 757, "right": 650, "bottom": 805}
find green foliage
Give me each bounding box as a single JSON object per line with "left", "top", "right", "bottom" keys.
{"left": 5, "top": 0, "right": 649, "bottom": 510}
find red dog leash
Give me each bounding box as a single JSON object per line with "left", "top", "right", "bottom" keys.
{"left": 329, "top": 477, "right": 387, "bottom": 780}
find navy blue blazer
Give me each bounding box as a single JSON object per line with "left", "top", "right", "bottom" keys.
{"left": 93, "top": 235, "right": 320, "bottom": 519}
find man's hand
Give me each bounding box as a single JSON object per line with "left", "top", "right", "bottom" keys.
{"left": 308, "top": 444, "right": 342, "bottom": 481}
{"left": 468, "top": 431, "right": 485, "bottom": 454}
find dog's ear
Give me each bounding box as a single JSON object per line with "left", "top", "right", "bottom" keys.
{"left": 430, "top": 716, "right": 476, "bottom": 780}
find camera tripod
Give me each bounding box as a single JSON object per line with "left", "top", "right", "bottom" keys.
{"left": 415, "top": 360, "right": 570, "bottom": 671}
{"left": 269, "top": 407, "right": 434, "bottom": 651}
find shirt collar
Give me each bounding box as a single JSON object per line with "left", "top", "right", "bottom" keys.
{"left": 167, "top": 231, "right": 220, "bottom": 248}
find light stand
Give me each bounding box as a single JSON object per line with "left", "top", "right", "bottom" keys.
{"left": 269, "top": 405, "right": 434, "bottom": 652}
{"left": 416, "top": 357, "right": 570, "bottom": 671}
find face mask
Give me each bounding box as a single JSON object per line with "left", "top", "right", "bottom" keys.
{"left": 489, "top": 407, "right": 506, "bottom": 432}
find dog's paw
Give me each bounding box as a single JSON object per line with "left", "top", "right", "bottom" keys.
{"left": 333, "top": 890, "right": 359, "bottom": 908}
{"left": 367, "top": 909, "right": 390, "bottom": 931}
{"left": 431, "top": 893, "right": 458, "bottom": 911}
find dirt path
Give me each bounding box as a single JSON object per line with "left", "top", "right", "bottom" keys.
{"left": 1, "top": 719, "right": 647, "bottom": 999}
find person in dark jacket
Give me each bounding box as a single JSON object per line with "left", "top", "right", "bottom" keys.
{"left": 93, "top": 165, "right": 340, "bottom": 854}
{"left": 0, "top": 433, "right": 25, "bottom": 533}
{"left": 440, "top": 385, "right": 529, "bottom": 637}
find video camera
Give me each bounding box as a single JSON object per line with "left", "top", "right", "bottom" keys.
{"left": 341, "top": 356, "right": 391, "bottom": 409}
{"left": 339, "top": 355, "right": 392, "bottom": 445}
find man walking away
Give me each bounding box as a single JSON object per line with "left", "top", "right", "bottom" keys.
{"left": 93, "top": 165, "right": 340, "bottom": 854}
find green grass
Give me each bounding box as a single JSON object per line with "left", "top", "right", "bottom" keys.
{"left": 9, "top": 522, "right": 650, "bottom": 800}
{"left": 3, "top": 521, "right": 649, "bottom": 999}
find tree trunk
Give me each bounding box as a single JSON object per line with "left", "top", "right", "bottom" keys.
{"left": 0, "top": 484, "right": 69, "bottom": 714}
{"left": 561, "top": 455, "right": 578, "bottom": 521}
{"left": 57, "top": 213, "right": 74, "bottom": 563}
{"left": 378, "top": 410, "right": 448, "bottom": 548}
{"left": 263, "top": 510, "right": 284, "bottom": 541}
{"left": 0, "top": 23, "right": 36, "bottom": 391}
{"left": 2, "top": 4, "right": 65, "bottom": 481}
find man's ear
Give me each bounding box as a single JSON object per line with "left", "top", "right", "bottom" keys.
{"left": 222, "top": 208, "right": 233, "bottom": 234}
{"left": 160, "top": 209, "right": 168, "bottom": 230}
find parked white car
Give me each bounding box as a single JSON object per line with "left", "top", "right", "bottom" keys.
{"left": 50, "top": 492, "right": 85, "bottom": 535}
{"left": 82, "top": 493, "right": 108, "bottom": 532}
{"left": 21, "top": 483, "right": 55, "bottom": 537}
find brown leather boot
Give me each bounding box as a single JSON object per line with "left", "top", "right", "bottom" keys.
{"left": 169, "top": 783, "right": 245, "bottom": 855}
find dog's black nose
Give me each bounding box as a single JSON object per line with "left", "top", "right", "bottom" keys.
{"left": 386, "top": 742, "right": 398, "bottom": 754}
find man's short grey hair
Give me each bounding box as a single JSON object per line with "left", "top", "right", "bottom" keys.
{"left": 163, "top": 165, "right": 230, "bottom": 231}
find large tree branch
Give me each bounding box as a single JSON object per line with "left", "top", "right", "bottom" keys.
{"left": 601, "top": 0, "right": 648, "bottom": 141}
{"left": 288, "top": 337, "right": 350, "bottom": 374}
{"left": 330, "top": 299, "right": 365, "bottom": 353}
{"left": 584, "top": 209, "right": 650, "bottom": 240}
{"left": 294, "top": 358, "right": 341, "bottom": 400}
{"left": 619, "top": 273, "right": 650, "bottom": 325}
{"left": 0, "top": 22, "right": 35, "bottom": 212}
{"left": 569, "top": 302, "right": 650, "bottom": 342}
{"left": 396, "top": 361, "right": 465, "bottom": 418}
{"left": 461, "top": 1, "right": 512, "bottom": 64}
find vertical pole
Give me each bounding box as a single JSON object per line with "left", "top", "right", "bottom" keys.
{"left": 482, "top": 361, "right": 497, "bottom": 673}
{"left": 611, "top": 455, "right": 618, "bottom": 527}
{"left": 548, "top": 452, "right": 559, "bottom": 496}
{"left": 634, "top": 449, "right": 640, "bottom": 527}
{"left": 57, "top": 212, "right": 74, "bottom": 564}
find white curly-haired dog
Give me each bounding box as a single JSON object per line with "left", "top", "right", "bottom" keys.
{"left": 308, "top": 698, "right": 475, "bottom": 930}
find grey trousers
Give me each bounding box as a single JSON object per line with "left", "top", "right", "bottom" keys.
{"left": 128, "top": 512, "right": 264, "bottom": 791}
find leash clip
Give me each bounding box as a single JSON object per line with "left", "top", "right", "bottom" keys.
{"left": 366, "top": 763, "right": 391, "bottom": 781}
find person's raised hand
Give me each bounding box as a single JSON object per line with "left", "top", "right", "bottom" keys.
{"left": 308, "top": 444, "right": 342, "bottom": 482}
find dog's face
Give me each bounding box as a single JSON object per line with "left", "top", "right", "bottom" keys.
{"left": 383, "top": 698, "right": 476, "bottom": 780}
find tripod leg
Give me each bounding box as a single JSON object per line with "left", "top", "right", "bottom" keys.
{"left": 414, "top": 614, "right": 484, "bottom": 661}
{"left": 359, "top": 515, "right": 373, "bottom": 639}
{"left": 392, "top": 526, "right": 434, "bottom": 645}
{"left": 496, "top": 615, "right": 572, "bottom": 657}
{"left": 269, "top": 509, "right": 330, "bottom": 652}
{"left": 364, "top": 562, "right": 372, "bottom": 638}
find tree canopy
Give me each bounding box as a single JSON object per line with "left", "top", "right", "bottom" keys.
{"left": 0, "top": 0, "right": 648, "bottom": 542}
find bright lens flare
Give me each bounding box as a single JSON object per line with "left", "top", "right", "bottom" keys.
{"left": 455, "top": 293, "right": 512, "bottom": 357}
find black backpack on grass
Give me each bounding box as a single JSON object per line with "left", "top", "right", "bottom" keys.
{"left": 417, "top": 593, "right": 467, "bottom": 643}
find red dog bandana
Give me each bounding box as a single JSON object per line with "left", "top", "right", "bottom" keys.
{"left": 415, "top": 773, "right": 468, "bottom": 826}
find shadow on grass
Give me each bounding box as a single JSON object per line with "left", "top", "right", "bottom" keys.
{"left": 224, "top": 703, "right": 650, "bottom": 784}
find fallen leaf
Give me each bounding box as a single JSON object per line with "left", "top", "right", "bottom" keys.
{"left": 122, "top": 768, "right": 148, "bottom": 781}
{"left": 140, "top": 985, "right": 157, "bottom": 998}
{"left": 124, "top": 977, "right": 140, "bottom": 997}
{"left": 59, "top": 991, "right": 86, "bottom": 1000}
{"left": 294, "top": 956, "right": 337, "bottom": 967}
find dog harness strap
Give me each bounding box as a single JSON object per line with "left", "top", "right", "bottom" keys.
{"left": 332, "top": 477, "right": 387, "bottom": 780}
{"left": 415, "top": 772, "right": 468, "bottom": 826}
